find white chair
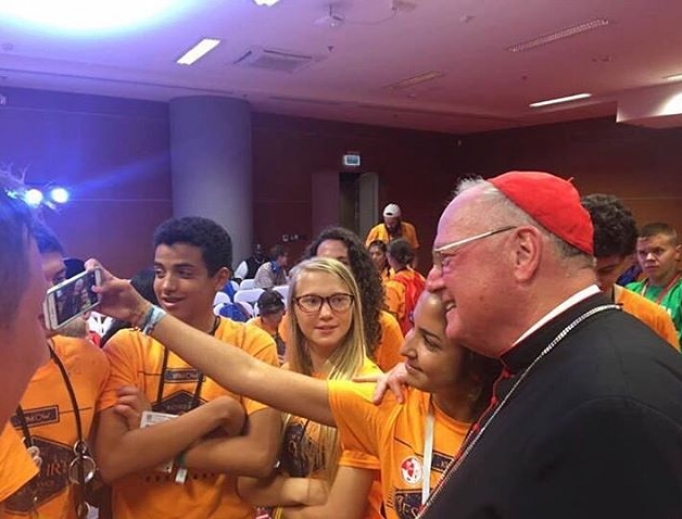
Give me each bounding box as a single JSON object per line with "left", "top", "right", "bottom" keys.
{"left": 213, "top": 292, "right": 231, "bottom": 306}
{"left": 236, "top": 301, "right": 254, "bottom": 319}
{"left": 239, "top": 279, "right": 256, "bottom": 290}
{"left": 214, "top": 301, "right": 254, "bottom": 319}
{"left": 273, "top": 285, "right": 290, "bottom": 307}
{"left": 234, "top": 288, "right": 264, "bottom": 308}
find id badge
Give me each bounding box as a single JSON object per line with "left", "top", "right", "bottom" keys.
{"left": 140, "top": 410, "right": 178, "bottom": 473}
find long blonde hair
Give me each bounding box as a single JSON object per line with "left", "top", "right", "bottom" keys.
{"left": 284, "top": 257, "right": 368, "bottom": 481}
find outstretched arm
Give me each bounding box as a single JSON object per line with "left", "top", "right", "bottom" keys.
{"left": 89, "top": 261, "right": 335, "bottom": 426}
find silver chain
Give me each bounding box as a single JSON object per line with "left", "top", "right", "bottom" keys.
{"left": 418, "top": 303, "right": 621, "bottom": 517}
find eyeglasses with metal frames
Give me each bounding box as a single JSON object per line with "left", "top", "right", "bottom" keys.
{"left": 432, "top": 225, "right": 518, "bottom": 269}
{"left": 293, "top": 293, "right": 355, "bottom": 313}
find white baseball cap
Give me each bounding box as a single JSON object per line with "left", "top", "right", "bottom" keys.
{"left": 383, "top": 203, "right": 402, "bottom": 217}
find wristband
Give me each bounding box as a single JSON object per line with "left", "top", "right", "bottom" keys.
{"left": 175, "top": 449, "right": 188, "bottom": 469}
{"left": 139, "top": 305, "right": 167, "bottom": 336}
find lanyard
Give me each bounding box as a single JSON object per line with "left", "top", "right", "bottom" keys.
{"left": 14, "top": 341, "right": 93, "bottom": 519}
{"left": 155, "top": 316, "right": 220, "bottom": 411}
{"left": 639, "top": 273, "right": 681, "bottom": 305}
{"left": 421, "top": 399, "right": 435, "bottom": 505}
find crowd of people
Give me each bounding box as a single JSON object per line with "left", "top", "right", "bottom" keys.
{"left": 1, "top": 170, "right": 681, "bottom": 519}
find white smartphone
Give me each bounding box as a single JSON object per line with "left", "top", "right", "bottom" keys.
{"left": 43, "top": 268, "right": 103, "bottom": 331}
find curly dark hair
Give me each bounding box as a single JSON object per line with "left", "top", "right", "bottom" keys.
{"left": 304, "top": 227, "right": 384, "bottom": 358}
{"left": 153, "top": 216, "right": 232, "bottom": 276}
{"left": 387, "top": 238, "right": 415, "bottom": 267}
{"left": 581, "top": 194, "right": 637, "bottom": 258}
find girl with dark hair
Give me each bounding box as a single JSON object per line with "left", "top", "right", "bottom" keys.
{"left": 385, "top": 239, "right": 426, "bottom": 335}
{"left": 367, "top": 240, "right": 391, "bottom": 283}
{"left": 88, "top": 260, "right": 502, "bottom": 519}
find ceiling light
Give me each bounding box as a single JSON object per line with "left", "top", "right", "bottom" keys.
{"left": 0, "top": 0, "right": 186, "bottom": 32}
{"left": 253, "top": 0, "right": 280, "bottom": 5}
{"left": 664, "top": 73, "right": 682, "bottom": 82}
{"left": 529, "top": 93, "right": 591, "bottom": 108}
{"left": 177, "top": 39, "right": 221, "bottom": 66}
{"left": 507, "top": 18, "right": 610, "bottom": 53}
{"left": 387, "top": 71, "right": 445, "bottom": 91}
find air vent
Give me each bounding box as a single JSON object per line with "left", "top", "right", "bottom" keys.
{"left": 234, "top": 46, "right": 325, "bottom": 74}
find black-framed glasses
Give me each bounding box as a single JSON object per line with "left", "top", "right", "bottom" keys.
{"left": 432, "top": 225, "right": 517, "bottom": 270}
{"left": 294, "top": 293, "right": 355, "bottom": 313}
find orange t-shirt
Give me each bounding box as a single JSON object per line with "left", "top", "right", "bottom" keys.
{"left": 328, "top": 383, "right": 470, "bottom": 519}
{"left": 615, "top": 286, "right": 680, "bottom": 350}
{"left": 99, "top": 318, "right": 278, "bottom": 519}
{"left": 374, "top": 311, "right": 405, "bottom": 372}
{"left": 279, "top": 358, "right": 383, "bottom": 519}
{"left": 0, "top": 425, "right": 38, "bottom": 504}
{"left": 384, "top": 270, "right": 426, "bottom": 336}
{"left": 278, "top": 311, "right": 404, "bottom": 372}
{"left": 365, "top": 222, "right": 419, "bottom": 251}
{"left": 3, "top": 336, "right": 109, "bottom": 519}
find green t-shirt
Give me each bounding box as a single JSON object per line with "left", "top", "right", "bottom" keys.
{"left": 627, "top": 277, "right": 682, "bottom": 344}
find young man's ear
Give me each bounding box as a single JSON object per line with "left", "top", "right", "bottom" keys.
{"left": 214, "top": 267, "right": 231, "bottom": 289}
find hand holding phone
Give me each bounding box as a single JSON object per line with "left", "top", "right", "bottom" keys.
{"left": 43, "top": 269, "right": 103, "bottom": 331}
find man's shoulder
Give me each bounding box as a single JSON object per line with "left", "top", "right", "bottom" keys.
{"left": 619, "top": 287, "right": 670, "bottom": 316}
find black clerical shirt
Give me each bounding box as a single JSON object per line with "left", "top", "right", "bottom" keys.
{"left": 422, "top": 293, "right": 682, "bottom": 519}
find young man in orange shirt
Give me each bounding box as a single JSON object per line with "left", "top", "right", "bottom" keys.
{"left": 365, "top": 203, "right": 419, "bottom": 253}
{"left": 95, "top": 216, "right": 280, "bottom": 519}
{"left": 3, "top": 223, "right": 110, "bottom": 519}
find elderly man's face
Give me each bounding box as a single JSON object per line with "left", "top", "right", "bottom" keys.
{"left": 427, "top": 190, "right": 510, "bottom": 352}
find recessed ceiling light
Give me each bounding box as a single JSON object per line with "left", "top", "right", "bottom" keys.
{"left": 0, "top": 0, "right": 186, "bottom": 32}
{"left": 529, "top": 93, "right": 591, "bottom": 108}
{"left": 508, "top": 18, "right": 610, "bottom": 53}
{"left": 386, "top": 71, "right": 445, "bottom": 91}
{"left": 177, "top": 39, "right": 221, "bottom": 66}
{"left": 664, "top": 73, "right": 682, "bottom": 82}
{"left": 253, "top": 0, "right": 280, "bottom": 6}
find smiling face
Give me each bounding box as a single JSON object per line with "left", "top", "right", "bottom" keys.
{"left": 400, "top": 291, "right": 467, "bottom": 395}
{"left": 293, "top": 270, "right": 354, "bottom": 357}
{"left": 427, "top": 191, "right": 512, "bottom": 350}
{"left": 153, "top": 242, "right": 228, "bottom": 330}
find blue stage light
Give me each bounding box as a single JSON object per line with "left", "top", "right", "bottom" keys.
{"left": 50, "top": 187, "right": 70, "bottom": 204}
{"left": 24, "top": 188, "right": 44, "bottom": 206}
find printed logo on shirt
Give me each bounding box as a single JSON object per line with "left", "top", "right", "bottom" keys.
{"left": 391, "top": 451, "right": 454, "bottom": 519}
{"left": 10, "top": 406, "right": 59, "bottom": 428}
{"left": 164, "top": 368, "right": 201, "bottom": 383}
{"left": 152, "top": 390, "right": 205, "bottom": 415}
{"left": 399, "top": 456, "right": 423, "bottom": 484}
{"left": 280, "top": 418, "right": 322, "bottom": 477}
{"left": 391, "top": 489, "right": 421, "bottom": 519}
{"left": 4, "top": 436, "right": 73, "bottom": 514}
